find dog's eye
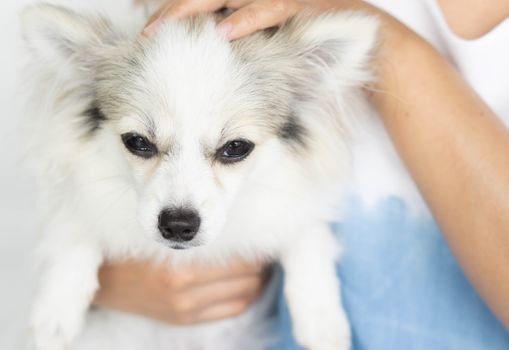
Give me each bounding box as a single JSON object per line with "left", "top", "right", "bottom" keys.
{"left": 121, "top": 133, "right": 158, "bottom": 159}
{"left": 217, "top": 139, "right": 255, "bottom": 164}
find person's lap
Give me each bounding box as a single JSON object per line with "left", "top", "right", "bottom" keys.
{"left": 272, "top": 197, "right": 509, "bottom": 349}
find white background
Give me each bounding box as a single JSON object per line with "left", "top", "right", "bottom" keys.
{"left": 0, "top": 1, "right": 145, "bottom": 348}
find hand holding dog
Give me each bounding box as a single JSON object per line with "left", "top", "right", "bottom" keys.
{"left": 94, "top": 259, "right": 268, "bottom": 325}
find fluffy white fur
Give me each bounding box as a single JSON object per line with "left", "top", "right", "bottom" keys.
{"left": 21, "top": 3, "right": 378, "bottom": 350}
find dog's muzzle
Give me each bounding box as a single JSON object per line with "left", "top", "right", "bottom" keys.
{"left": 157, "top": 208, "right": 201, "bottom": 244}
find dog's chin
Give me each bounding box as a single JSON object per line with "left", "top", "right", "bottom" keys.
{"left": 167, "top": 242, "right": 194, "bottom": 250}
{"left": 152, "top": 236, "right": 205, "bottom": 251}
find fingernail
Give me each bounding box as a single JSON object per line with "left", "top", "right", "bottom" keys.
{"left": 218, "top": 22, "right": 233, "bottom": 39}
{"left": 143, "top": 19, "right": 161, "bottom": 37}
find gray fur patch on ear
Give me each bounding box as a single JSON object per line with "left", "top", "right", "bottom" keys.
{"left": 278, "top": 114, "right": 308, "bottom": 149}
{"left": 82, "top": 101, "right": 107, "bottom": 133}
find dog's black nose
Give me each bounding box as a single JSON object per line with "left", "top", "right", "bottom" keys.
{"left": 158, "top": 208, "right": 201, "bottom": 242}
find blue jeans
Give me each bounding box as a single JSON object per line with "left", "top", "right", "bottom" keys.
{"left": 272, "top": 197, "right": 509, "bottom": 349}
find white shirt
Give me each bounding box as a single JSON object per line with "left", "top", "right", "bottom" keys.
{"left": 350, "top": 0, "right": 509, "bottom": 213}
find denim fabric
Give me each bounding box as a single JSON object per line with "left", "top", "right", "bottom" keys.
{"left": 272, "top": 197, "right": 509, "bottom": 349}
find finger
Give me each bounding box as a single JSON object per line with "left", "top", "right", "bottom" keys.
{"left": 219, "top": 0, "right": 301, "bottom": 40}
{"left": 166, "top": 0, "right": 259, "bottom": 17}
{"left": 169, "top": 274, "right": 265, "bottom": 314}
{"left": 163, "top": 259, "right": 267, "bottom": 289}
{"left": 224, "top": 0, "right": 256, "bottom": 9}
{"left": 143, "top": 3, "right": 170, "bottom": 35}
{"left": 144, "top": 0, "right": 229, "bottom": 35}
{"left": 195, "top": 258, "right": 266, "bottom": 278}
{"left": 168, "top": 299, "right": 247, "bottom": 325}
{"left": 194, "top": 291, "right": 263, "bottom": 323}
{"left": 161, "top": 0, "right": 227, "bottom": 19}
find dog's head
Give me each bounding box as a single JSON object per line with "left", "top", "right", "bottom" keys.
{"left": 22, "top": 4, "right": 377, "bottom": 250}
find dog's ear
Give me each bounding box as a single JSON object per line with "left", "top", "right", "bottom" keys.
{"left": 280, "top": 11, "right": 379, "bottom": 90}
{"left": 21, "top": 4, "right": 117, "bottom": 65}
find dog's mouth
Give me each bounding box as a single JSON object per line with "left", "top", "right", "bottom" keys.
{"left": 163, "top": 240, "right": 204, "bottom": 251}
{"left": 169, "top": 243, "right": 189, "bottom": 250}
{"left": 153, "top": 234, "right": 204, "bottom": 251}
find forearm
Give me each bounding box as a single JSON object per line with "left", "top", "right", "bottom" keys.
{"left": 372, "top": 18, "right": 509, "bottom": 327}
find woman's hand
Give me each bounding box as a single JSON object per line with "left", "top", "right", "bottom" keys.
{"left": 93, "top": 259, "right": 268, "bottom": 325}
{"left": 143, "top": 0, "right": 378, "bottom": 40}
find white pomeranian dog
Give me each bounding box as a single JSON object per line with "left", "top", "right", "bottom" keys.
{"left": 21, "top": 3, "right": 377, "bottom": 350}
